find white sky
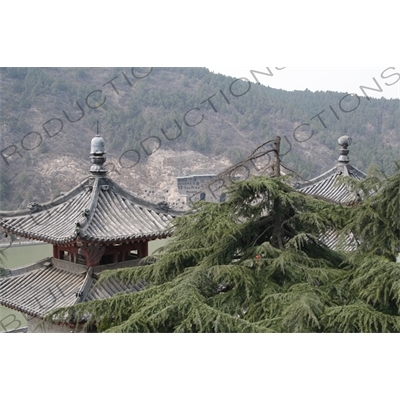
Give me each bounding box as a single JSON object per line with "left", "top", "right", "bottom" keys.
{"left": 208, "top": 67, "right": 400, "bottom": 99}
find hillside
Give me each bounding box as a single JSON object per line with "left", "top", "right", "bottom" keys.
{"left": 0, "top": 67, "right": 399, "bottom": 210}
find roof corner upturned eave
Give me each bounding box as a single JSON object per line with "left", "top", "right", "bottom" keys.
{"left": 0, "top": 177, "right": 94, "bottom": 244}
{"left": 295, "top": 162, "right": 367, "bottom": 205}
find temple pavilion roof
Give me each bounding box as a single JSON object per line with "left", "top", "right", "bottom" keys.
{"left": 295, "top": 136, "right": 366, "bottom": 205}
{"left": 0, "top": 176, "right": 178, "bottom": 244}
{"left": 0, "top": 135, "right": 181, "bottom": 245}
{"left": 0, "top": 257, "right": 145, "bottom": 318}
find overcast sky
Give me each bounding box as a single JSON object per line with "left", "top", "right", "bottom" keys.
{"left": 208, "top": 68, "right": 400, "bottom": 100}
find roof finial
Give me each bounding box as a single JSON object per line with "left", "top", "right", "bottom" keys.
{"left": 90, "top": 122, "right": 107, "bottom": 176}
{"left": 337, "top": 135, "right": 352, "bottom": 164}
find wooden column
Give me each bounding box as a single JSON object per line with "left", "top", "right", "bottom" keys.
{"left": 141, "top": 241, "right": 149, "bottom": 257}
{"left": 53, "top": 244, "right": 64, "bottom": 259}
{"left": 53, "top": 244, "right": 59, "bottom": 259}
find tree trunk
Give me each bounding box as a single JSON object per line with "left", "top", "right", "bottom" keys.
{"left": 274, "top": 136, "right": 281, "bottom": 178}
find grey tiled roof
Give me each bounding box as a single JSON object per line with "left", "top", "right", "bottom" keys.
{"left": 296, "top": 164, "right": 366, "bottom": 205}
{"left": 86, "top": 277, "right": 145, "bottom": 301}
{"left": 0, "top": 259, "right": 85, "bottom": 317}
{"left": 0, "top": 258, "right": 145, "bottom": 318}
{"left": 295, "top": 136, "right": 366, "bottom": 205}
{"left": 295, "top": 136, "right": 366, "bottom": 251}
{"left": 0, "top": 176, "right": 180, "bottom": 244}
{"left": 317, "top": 229, "right": 358, "bottom": 252}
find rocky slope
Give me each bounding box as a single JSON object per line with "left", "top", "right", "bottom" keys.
{"left": 1, "top": 67, "right": 399, "bottom": 210}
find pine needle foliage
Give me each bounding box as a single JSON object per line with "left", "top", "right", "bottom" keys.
{"left": 321, "top": 301, "right": 400, "bottom": 333}
{"left": 339, "top": 166, "right": 400, "bottom": 261}
{"left": 324, "top": 168, "right": 400, "bottom": 332}
{"left": 47, "top": 172, "right": 400, "bottom": 333}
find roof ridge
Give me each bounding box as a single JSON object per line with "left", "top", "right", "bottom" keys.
{"left": 0, "top": 178, "right": 90, "bottom": 218}
{"left": 296, "top": 166, "right": 339, "bottom": 188}
{"left": 75, "top": 177, "right": 101, "bottom": 237}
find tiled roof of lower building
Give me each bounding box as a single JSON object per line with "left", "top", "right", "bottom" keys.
{"left": 0, "top": 259, "right": 85, "bottom": 317}
{"left": 86, "top": 276, "right": 145, "bottom": 301}
{"left": 0, "top": 258, "right": 145, "bottom": 318}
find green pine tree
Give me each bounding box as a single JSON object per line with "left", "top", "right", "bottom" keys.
{"left": 322, "top": 166, "right": 400, "bottom": 332}
{"left": 47, "top": 165, "right": 400, "bottom": 333}
{"left": 48, "top": 175, "right": 350, "bottom": 333}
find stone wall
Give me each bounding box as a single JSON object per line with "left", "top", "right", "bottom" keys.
{"left": 177, "top": 174, "right": 226, "bottom": 203}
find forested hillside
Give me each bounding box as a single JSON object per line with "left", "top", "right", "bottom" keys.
{"left": 0, "top": 67, "right": 399, "bottom": 210}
